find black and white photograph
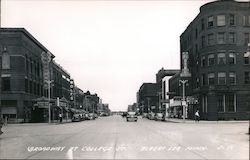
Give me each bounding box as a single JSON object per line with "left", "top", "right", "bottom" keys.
{"left": 0, "top": 0, "right": 249, "bottom": 159}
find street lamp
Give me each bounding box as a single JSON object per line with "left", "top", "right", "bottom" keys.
{"left": 179, "top": 80, "right": 188, "bottom": 122}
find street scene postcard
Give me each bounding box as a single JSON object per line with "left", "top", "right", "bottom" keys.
{"left": 0, "top": 0, "right": 249, "bottom": 159}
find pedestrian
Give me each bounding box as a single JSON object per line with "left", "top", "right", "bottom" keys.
{"left": 195, "top": 110, "right": 200, "bottom": 122}
{"left": 0, "top": 117, "right": 4, "bottom": 135}
{"left": 59, "top": 113, "right": 62, "bottom": 123}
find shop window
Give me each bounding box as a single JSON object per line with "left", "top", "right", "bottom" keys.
{"left": 229, "top": 14, "right": 235, "bottom": 26}
{"left": 217, "top": 95, "right": 224, "bottom": 112}
{"left": 229, "top": 72, "right": 236, "bottom": 85}
{"left": 229, "top": 53, "right": 236, "bottom": 64}
{"left": 218, "top": 53, "right": 226, "bottom": 65}
{"left": 208, "top": 16, "right": 214, "bottom": 27}
{"left": 208, "top": 34, "right": 214, "bottom": 46}
{"left": 228, "top": 32, "right": 236, "bottom": 44}
{"left": 217, "top": 15, "right": 226, "bottom": 26}
{"left": 217, "top": 32, "right": 225, "bottom": 44}
{"left": 218, "top": 72, "right": 226, "bottom": 85}
{"left": 245, "top": 72, "right": 250, "bottom": 84}
{"left": 208, "top": 73, "right": 215, "bottom": 85}
{"left": 2, "top": 77, "right": 11, "bottom": 91}
{"left": 208, "top": 54, "right": 215, "bottom": 66}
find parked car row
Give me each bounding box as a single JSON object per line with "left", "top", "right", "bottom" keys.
{"left": 142, "top": 112, "right": 165, "bottom": 121}
{"left": 72, "top": 113, "right": 98, "bottom": 122}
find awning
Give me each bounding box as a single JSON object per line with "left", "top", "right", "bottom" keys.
{"left": 1, "top": 107, "right": 17, "bottom": 114}
{"left": 170, "top": 100, "right": 182, "bottom": 107}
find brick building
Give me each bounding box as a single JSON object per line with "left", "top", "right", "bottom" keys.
{"left": 0, "top": 28, "right": 72, "bottom": 122}
{"left": 177, "top": 0, "right": 250, "bottom": 120}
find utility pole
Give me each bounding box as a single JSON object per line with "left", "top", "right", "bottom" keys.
{"left": 179, "top": 80, "right": 188, "bottom": 122}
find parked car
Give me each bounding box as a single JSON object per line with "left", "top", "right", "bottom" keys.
{"left": 72, "top": 113, "right": 82, "bottom": 122}
{"left": 86, "top": 113, "right": 96, "bottom": 120}
{"left": 142, "top": 113, "right": 148, "bottom": 118}
{"left": 126, "top": 112, "right": 138, "bottom": 122}
{"left": 122, "top": 112, "right": 127, "bottom": 118}
{"left": 148, "top": 112, "right": 155, "bottom": 120}
{"left": 155, "top": 113, "right": 164, "bottom": 121}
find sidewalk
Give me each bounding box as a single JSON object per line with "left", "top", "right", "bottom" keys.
{"left": 4, "top": 119, "right": 72, "bottom": 127}
{"left": 165, "top": 118, "right": 249, "bottom": 124}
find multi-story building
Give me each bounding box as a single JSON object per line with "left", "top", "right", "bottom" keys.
{"left": 0, "top": 28, "right": 72, "bottom": 122}
{"left": 178, "top": 0, "right": 250, "bottom": 120}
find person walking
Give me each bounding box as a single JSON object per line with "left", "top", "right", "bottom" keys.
{"left": 59, "top": 113, "right": 62, "bottom": 123}
{"left": 195, "top": 110, "right": 200, "bottom": 122}
{"left": 0, "top": 117, "right": 4, "bottom": 135}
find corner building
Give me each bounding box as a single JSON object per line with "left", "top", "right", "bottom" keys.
{"left": 180, "top": 0, "right": 250, "bottom": 120}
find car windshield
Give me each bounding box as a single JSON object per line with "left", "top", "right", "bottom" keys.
{"left": 128, "top": 112, "right": 136, "bottom": 115}
{"left": 157, "top": 113, "right": 163, "bottom": 116}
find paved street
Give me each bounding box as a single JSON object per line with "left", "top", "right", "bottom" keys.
{"left": 0, "top": 115, "right": 249, "bottom": 159}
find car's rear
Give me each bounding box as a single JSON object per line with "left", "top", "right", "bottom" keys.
{"left": 126, "top": 112, "right": 138, "bottom": 122}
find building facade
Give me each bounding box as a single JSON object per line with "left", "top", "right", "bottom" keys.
{"left": 179, "top": 0, "right": 250, "bottom": 120}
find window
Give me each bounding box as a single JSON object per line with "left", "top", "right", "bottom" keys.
{"left": 245, "top": 33, "right": 250, "bottom": 45}
{"left": 196, "top": 77, "right": 200, "bottom": 88}
{"left": 2, "top": 51, "right": 10, "bottom": 69}
{"left": 208, "top": 16, "right": 214, "bottom": 27}
{"left": 208, "top": 54, "right": 215, "bottom": 66}
{"left": 195, "top": 28, "right": 198, "bottom": 40}
{"left": 202, "top": 95, "right": 207, "bottom": 113}
{"left": 229, "top": 14, "right": 235, "bottom": 26}
{"left": 25, "top": 78, "right": 28, "bottom": 93}
{"left": 208, "top": 73, "right": 215, "bottom": 85}
{"left": 225, "top": 94, "right": 236, "bottom": 112}
{"left": 245, "top": 72, "right": 250, "bottom": 84}
{"left": 243, "top": 15, "right": 250, "bottom": 26}
{"left": 244, "top": 52, "right": 250, "bottom": 64}
{"left": 201, "top": 18, "right": 205, "bottom": 30}
{"left": 217, "top": 15, "right": 226, "bottom": 26}
{"left": 218, "top": 72, "right": 226, "bottom": 85}
{"left": 201, "top": 74, "right": 206, "bottom": 86}
{"left": 228, "top": 32, "right": 236, "bottom": 44}
{"left": 218, "top": 53, "right": 226, "bottom": 65}
{"left": 202, "top": 36, "right": 206, "bottom": 48}
{"left": 208, "top": 34, "right": 214, "bottom": 45}
{"left": 217, "top": 95, "right": 224, "bottom": 112}
{"left": 217, "top": 32, "right": 225, "bottom": 44}
{"left": 201, "top": 56, "right": 206, "bottom": 67}
{"left": 2, "top": 77, "right": 11, "bottom": 91}
{"left": 229, "top": 72, "right": 236, "bottom": 85}
{"left": 229, "top": 53, "right": 236, "bottom": 64}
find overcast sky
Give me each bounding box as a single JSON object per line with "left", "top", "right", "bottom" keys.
{"left": 2, "top": 0, "right": 214, "bottom": 111}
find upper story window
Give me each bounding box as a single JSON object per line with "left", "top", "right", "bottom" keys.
{"left": 201, "top": 74, "right": 206, "bottom": 86}
{"left": 243, "top": 15, "right": 250, "bottom": 26}
{"left": 229, "top": 14, "right": 236, "bottom": 26}
{"left": 208, "top": 16, "right": 214, "bottom": 27}
{"left": 244, "top": 51, "right": 250, "bottom": 65}
{"left": 208, "top": 73, "right": 215, "bottom": 85}
{"left": 208, "top": 34, "right": 214, "bottom": 46}
{"left": 218, "top": 53, "right": 226, "bottom": 65}
{"left": 217, "top": 32, "right": 225, "bottom": 44}
{"left": 201, "top": 56, "right": 206, "bottom": 67}
{"left": 201, "top": 18, "right": 205, "bottom": 31}
{"left": 245, "top": 72, "right": 250, "bottom": 84}
{"left": 2, "top": 77, "right": 11, "bottom": 91}
{"left": 201, "top": 36, "right": 206, "bottom": 48}
{"left": 208, "top": 54, "right": 215, "bottom": 66}
{"left": 217, "top": 15, "right": 226, "bottom": 26}
{"left": 229, "top": 72, "right": 236, "bottom": 85}
{"left": 228, "top": 32, "right": 236, "bottom": 44}
{"left": 2, "top": 49, "right": 10, "bottom": 69}
{"left": 245, "top": 33, "right": 250, "bottom": 45}
{"left": 218, "top": 72, "right": 226, "bottom": 85}
{"left": 229, "top": 53, "right": 236, "bottom": 65}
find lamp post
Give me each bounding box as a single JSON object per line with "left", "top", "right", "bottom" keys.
{"left": 179, "top": 80, "right": 188, "bottom": 122}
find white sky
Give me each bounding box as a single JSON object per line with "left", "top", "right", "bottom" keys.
{"left": 2, "top": 0, "right": 214, "bottom": 111}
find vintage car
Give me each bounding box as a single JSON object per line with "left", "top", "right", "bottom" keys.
{"left": 72, "top": 113, "right": 82, "bottom": 122}
{"left": 154, "top": 113, "right": 164, "bottom": 121}
{"left": 126, "top": 112, "right": 138, "bottom": 122}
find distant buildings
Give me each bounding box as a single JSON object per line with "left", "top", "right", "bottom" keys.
{"left": 0, "top": 28, "right": 109, "bottom": 123}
